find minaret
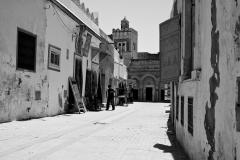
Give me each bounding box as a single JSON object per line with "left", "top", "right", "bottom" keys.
{"left": 112, "top": 17, "right": 138, "bottom": 66}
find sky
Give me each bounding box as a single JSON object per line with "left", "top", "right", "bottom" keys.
{"left": 80, "top": 0, "right": 174, "bottom": 53}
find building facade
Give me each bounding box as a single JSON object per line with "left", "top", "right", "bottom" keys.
{"left": 160, "top": 0, "right": 240, "bottom": 159}
{"left": 0, "top": 0, "right": 49, "bottom": 122}
{"left": 111, "top": 19, "right": 166, "bottom": 102}
{"left": 128, "top": 52, "right": 161, "bottom": 102}
{"left": 0, "top": 0, "right": 126, "bottom": 122}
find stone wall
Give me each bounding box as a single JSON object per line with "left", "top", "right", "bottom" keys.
{"left": 128, "top": 53, "right": 161, "bottom": 102}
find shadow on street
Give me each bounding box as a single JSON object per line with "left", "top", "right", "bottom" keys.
{"left": 153, "top": 114, "right": 190, "bottom": 160}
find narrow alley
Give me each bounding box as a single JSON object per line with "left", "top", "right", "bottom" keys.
{"left": 0, "top": 103, "right": 188, "bottom": 160}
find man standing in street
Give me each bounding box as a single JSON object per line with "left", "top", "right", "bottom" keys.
{"left": 106, "top": 85, "right": 115, "bottom": 110}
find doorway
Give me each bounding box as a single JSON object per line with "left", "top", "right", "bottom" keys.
{"left": 146, "top": 87, "right": 153, "bottom": 101}
{"left": 133, "top": 89, "right": 138, "bottom": 101}
{"left": 101, "top": 74, "right": 106, "bottom": 102}
{"left": 161, "top": 89, "right": 165, "bottom": 101}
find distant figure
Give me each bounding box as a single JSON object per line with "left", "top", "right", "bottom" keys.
{"left": 106, "top": 85, "right": 115, "bottom": 110}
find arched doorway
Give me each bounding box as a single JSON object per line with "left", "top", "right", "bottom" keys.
{"left": 142, "top": 76, "right": 156, "bottom": 102}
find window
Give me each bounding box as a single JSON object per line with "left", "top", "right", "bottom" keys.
{"left": 183, "top": 0, "right": 195, "bottom": 80}
{"left": 123, "top": 42, "right": 127, "bottom": 52}
{"left": 48, "top": 44, "right": 61, "bottom": 71}
{"left": 236, "top": 77, "right": 240, "bottom": 131}
{"left": 188, "top": 97, "right": 193, "bottom": 135}
{"left": 66, "top": 49, "right": 69, "bottom": 60}
{"left": 35, "top": 90, "right": 41, "bottom": 100}
{"left": 122, "top": 42, "right": 126, "bottom": 52}
{"left": 176, "top": 95, "right": 179, "bottom": 120}
{"left": 181, "top": 96, "right": 184, "bottom": 126}
{"left": 133, "top": 43, "right": 136, "bottom": 51}
{"left": 118, "top": 42, "right": 127, "bottom": 53}
{"left": 17, "top": 28, "right": 36, "bottom": 71}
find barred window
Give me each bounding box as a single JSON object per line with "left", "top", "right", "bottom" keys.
{"left": 181, "top": 96, "right": 184, "bottom": 126}
{"left": 236, "top": 77, "right": 240, "bottom": 131}
{"left": 176, "top": 95, "right": 179, "bottom": 120}
{"left": 188, "top": 97, "right": 193, "bottom": 135}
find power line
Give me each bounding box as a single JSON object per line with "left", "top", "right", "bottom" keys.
{"left": 51, "top": 3, "right": 76, "bottom": 35}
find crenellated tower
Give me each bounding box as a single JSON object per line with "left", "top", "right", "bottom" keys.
{"left": 111, "top": 17, "right": 138, "bottom": 66}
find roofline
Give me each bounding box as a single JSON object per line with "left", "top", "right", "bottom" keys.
{"left": 50, "top": 0, "right": 102, "bottom": 40}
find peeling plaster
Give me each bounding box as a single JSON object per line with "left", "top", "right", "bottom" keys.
{"left": 26, "top": 89, "right": 31, "bottom": 101}
{"left": 58, "top": 93, "right": 63, "bottom": 108}
{"left": 235, "top": 16, "right": 240, "bottom": 43}
{"left": 18, "top": 78, "right": 22, "bottom": 87}
{"left": 173, "top": 0, "right": 240, "bottom": 159}
{"left": 235, "top": 0, "right": 238, "bottom": 7}
{"left": 6, "top": 88, "right": 11, "bottom": 96}
{"left": 234, "top": 146, "right": 237, "bottom": 160}
{"left": 204, "top": 102, "right": 216, "bottom": 160}
{"left": 204, "top": 0, "right": 220, "bottom": 159}
{"left": 26, "top": 107, "right": 31, "bottom": 113}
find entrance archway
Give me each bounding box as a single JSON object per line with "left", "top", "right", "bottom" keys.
{"left": 142, "top": 76, "right": 156, "bottom": 102}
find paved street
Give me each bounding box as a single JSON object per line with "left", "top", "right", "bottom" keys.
{"left": 0, "top": 102, "right": 189, "bottom": 160}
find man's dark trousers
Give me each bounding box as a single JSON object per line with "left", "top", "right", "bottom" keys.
{"left": 106, "top": 98, "right": 115, "bottom": 110}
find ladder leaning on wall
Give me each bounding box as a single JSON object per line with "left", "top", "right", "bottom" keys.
{"left": 68, "top": 77, "right": 87, "bottom": 113}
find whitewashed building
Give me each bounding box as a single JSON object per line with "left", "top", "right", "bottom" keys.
{"left": 0, "top": 0, "right": 49, "bottom": 122}
{"left": 160, "top": 0, "right": 240, "bottom": 159}
{"left": 0, "top": 0, "right": 124, "bottom": 122}
{"left": 45, "top": 0, "right": 101, "bottom": 113}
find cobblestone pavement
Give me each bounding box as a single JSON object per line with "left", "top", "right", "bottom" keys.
{"left": 0, "top": 102, "right": 189, "bottom": 160}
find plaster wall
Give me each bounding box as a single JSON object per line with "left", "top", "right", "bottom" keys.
{"left": 114, "top": 63, "right": 120, "bottom": 80}
{"left": 0, "top": 0, "right": 48, "bottom": 122}
{"left": 113, "top": 49, "right": 127, "bottom": 92}
{"left": 114, "top": 49, "right": 127, "bottom": 80}
{"left": 174, "top": 0, "right": 240, "bottom": 159}
{"left": 0, "top": 0, "right": 102, "bottom": 122}
{"left": 45, "top": 1, "right": 101, "bottom": 115}
{"left": 45, "top": 2, "right": 78, "bottom": 115}
{"left": 120, "top": 64, "right": 127, "bottom": 80}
